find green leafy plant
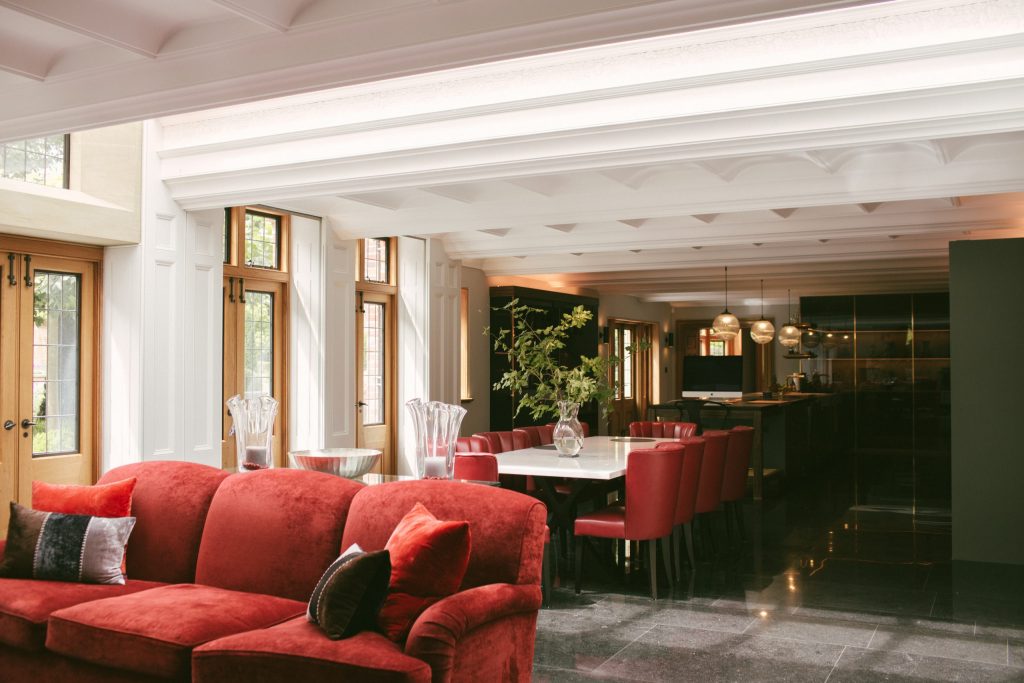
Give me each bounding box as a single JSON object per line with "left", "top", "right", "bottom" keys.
{"left": 486, "top": 299, "right": 618, "bottom": 421}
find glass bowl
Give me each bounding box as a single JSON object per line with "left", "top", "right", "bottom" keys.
{"left": 289, "top": 448, "right": 382, "bottom": 479}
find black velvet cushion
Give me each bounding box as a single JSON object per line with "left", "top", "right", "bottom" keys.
{"left": 0, "top": 502, "right": 135, "bottom": 584}
{"left": 307, "top": 544, "right": 391, "bottom": 640}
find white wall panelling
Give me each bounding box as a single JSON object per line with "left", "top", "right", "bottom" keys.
{"left": 428, "top": 239, "right": 461, "bottom": 407}
{"left": 100, "top": 244, "right": 142, "bottom": 472}
{"left": 397, "top": 236, "right": 427, "bottom": 476}
{"left": 289, "top": 215, "right": 325, "bottom": 452}
{"left": 323, "top": 225, "right": 356, "bottom": 449}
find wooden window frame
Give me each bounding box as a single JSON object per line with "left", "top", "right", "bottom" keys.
{"left": 356, "top": 237, "right": 397, "bottom": 292}
{"left": 459, "top": 287, "right": 472, "bottom": 402}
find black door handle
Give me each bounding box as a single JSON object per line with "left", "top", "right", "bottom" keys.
{"left": 3, "top": 420, "right": 14, "bottom": 431}
{"left": 21, "top": 418, "right": 36, "bottom": 429}
{"left": 23, "top": 255, "right": 32, "bottom": 287}
{"left": 7, "top": 254, "right": 15, "bottom": 287}
{"left": 228, "top": 277, "right": 235, "bottom": 303}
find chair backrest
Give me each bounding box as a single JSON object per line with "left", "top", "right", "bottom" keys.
{"left": 456, "top": 435, "right": 491, "bottom": 453}
{"left": 694, "top": 431, "right": 729, "bottom": 514}
{"left": 474, "top": 430, "right": 530, "bottom": 454}
{"left": 720, "top": 425, "right": 755, "bottom": 503}
{"left": 623, "top": 446, "right": 684, "bottom": 540}
{"left": 514, "top": 425, "right": 554, "bottom": 447}
{"left": 342, "top": 481, "right": 546, "bottom": 588}
{"left": 629, "top": 421, "right": 697, "bottom": 439}
{"left": 454, "top": 453, "right": 499, "bottom": 481}
{"left": 657, "top": 437, "right": 705, "bottom": 525}
{"left": 195, "top": 469, "right": 363, "bottom": 602}
{"left": 99, "top": 461, "right": 230, "bottom": 583}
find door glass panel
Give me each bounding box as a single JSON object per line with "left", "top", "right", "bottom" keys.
{"left": 244, "top": 291, "right": 274, "bottom": 396}
{"left": 363, "top": 238, "right": 389, "bottom": 284}
{"left": 362, "top": 302, "right": 385, "bottom": 425}
{"left": 32, "top": 272, "right": 80, "bottom": 456}
{"left": 243, "top": 212, "right": 280, "bottom": 269}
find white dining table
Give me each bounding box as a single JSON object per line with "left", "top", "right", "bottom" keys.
{"left": 495, "top": 435, "right": 677, "bottom": 480}
{"left": 495, "top": 436, "right": 678, "bottom": 533}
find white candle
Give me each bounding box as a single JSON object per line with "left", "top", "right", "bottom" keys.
{"left": 423, "top": 456, "right": 447, "bottom": 479}
{"left": 243, "top": 446, "right": 269, "bottom": 470}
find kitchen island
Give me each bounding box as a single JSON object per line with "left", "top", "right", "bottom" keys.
{"left": 648, "top": 392, "right": 848, "bottom": 500}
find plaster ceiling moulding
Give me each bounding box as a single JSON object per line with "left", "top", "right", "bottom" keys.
{"left": 504, "top": 176, "right": 562, "bottom": 197}
{"left": 546, "top": 223, "right": 577, "bottom": 233}
{"left": 691, "top": 213, "right": 719, "bottom": 224}
{"left": 618, "top": 218, "right": 648, "bottom": 229}
{"left": 336, "top": 191, "right": 405, "bottom": 210}
{"left": 946, "top": 196, "right": 963, "bottom": 207}
{"left": 857, "top": 202, "right": 883, "bottom": 213}
{"left": 479, "top": 228, "right": 511, "bottom": 237}
{"left": 771, "top": 208, "right": 798, "bottom": 219}
{"left": 419, "top": 185, "right": 479, "bottom": 204}
{"left": 208, "top": 0, "right": 309, "bottom": 32}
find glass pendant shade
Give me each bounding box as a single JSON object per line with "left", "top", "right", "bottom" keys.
{"left": 823, "top": 332, "right": 839, "bottom": 349}
{"left": 750, "top": 319, "right": 775, "bottom": 344}
{"left": 778, "top": 324, "right": 801, "bottom": 348}
{"left": 802, "top": 330, "right": 820, "bottom": 348}
{"left": 713, "top": 311, "right": 740, "bottom": 340}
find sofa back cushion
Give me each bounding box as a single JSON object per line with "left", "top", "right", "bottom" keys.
{"left": 98, "top": 461, "right": 229, "bottom": 583}
{"left": 195, "top": 469, "right": 363, "bottom": 602}
{"left": 341, "top": 481, "right": 546, "bottom": 589}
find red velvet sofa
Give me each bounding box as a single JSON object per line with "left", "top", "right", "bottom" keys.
{"left": 0, "top": 461, "right": 546, "bottom": 683}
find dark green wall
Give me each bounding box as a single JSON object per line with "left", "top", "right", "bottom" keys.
{"left": 950, "top": 237, "right": 1024, "bottom": 565}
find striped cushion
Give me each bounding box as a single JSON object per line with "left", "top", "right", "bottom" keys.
{"left": 0, "top": 502, "right": 135, "bottom": 585}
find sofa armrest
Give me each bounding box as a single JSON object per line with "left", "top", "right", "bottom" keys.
{"left": 404, "top": 583, "right": 541, "bottom": 682}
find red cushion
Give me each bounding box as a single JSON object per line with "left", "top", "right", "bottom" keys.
{"left": 46, "top": 584, "right": 305, "bottom": 679}
{"left": 0, "top": 578, "right": 165, "bottom": 652}
{"left": 574, "top": 504, "right": 626, "bottom": 539}
{"left": 32, "top": 478, "right": 136, "bottom": 518}
{"left": 195, "top": 469, "right": 363, "bottom": 602}
{"left": 377, "top": 502, "right": 471, "bottom": 642}
{"left": 98, "top": 461, "right": 230, "bottom": 584}
{"left": 193, "top": 616, "right": 430, "bottom": 683}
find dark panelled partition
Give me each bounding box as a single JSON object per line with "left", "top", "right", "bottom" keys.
{"left": 489, "top": 287, "right": 600, "bottom": 432}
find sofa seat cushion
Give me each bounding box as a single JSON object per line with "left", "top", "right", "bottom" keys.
{"left": 46, "top": 583, "right": 305, "bottom": 679}
{"left": 192, "top": 615, "right": 431, "bottom": 683}
{"left": 0, "top": 577, "right": 166, "bottom": 652}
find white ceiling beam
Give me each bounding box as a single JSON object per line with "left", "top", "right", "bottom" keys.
{"left": 0, "top": 31, "right": 53, "bottom": 81}
{"left": 207, "top": 0, "right": 304, "bottom": 32}
{"left": 0, "top": 0, "right": 167, "bottom": 57}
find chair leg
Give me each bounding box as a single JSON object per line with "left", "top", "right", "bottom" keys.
{"left": 735, "top": 501, "right": 747, "bottom": 540}
{"left": 617, "top": 539, "right": 626, "bottom": 576}
{"left": 660, "top": 535, "right": 674, "bottom": 592}
{"left": 672, "top": 525, "right": 682, "bottom": 582}
{"left": 684, "top": 522, "right": 695, "bottom": 569}
{"left": 542, "top": 540, "right": 551, "bottom": 607}
{"left": 647, "top": 540, "right": 658, "bottom": 600}
{"left": 574, "top": 537, "right": 584, "bottom": 595}
{"left": 724, "top": 502, "right": 735, "bottom": 549}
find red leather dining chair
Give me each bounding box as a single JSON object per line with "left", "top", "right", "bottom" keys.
{"left": 456, "top": 436, "right": 491, "bottom": 453}
{"left": 474, "top": 430, "right": 531, "bottom": 454}
{"left": 514, "top": 425, "right": 555, "bottom": 447}
{"left": 656, "top": 437, "right": 704, "bottom": 579}
{"left": 720, "top": 425, "right": 755, "bottom": 542}
{"left": 453, "top": 453, "right": 498, "bottom": 481}
{"left": 629, "top": 421, "right": 697, "bottom": 439}
{"left": 573, "top": 445, "right": 683, "bottom": 600}
{"left": 691, "top": 430, "right": 729, "bottom": 558}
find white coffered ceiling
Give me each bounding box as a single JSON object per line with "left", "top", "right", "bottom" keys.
{"left": 4, "top": 0, "right": 1024, "bottom": 308}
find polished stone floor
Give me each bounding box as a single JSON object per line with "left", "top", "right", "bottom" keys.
{"left": 533, "top": 468, "right": 1024, "bottom": 682}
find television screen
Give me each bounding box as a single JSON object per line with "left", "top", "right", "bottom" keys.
{"left": 682, "top": 356, "right": 744, "bottom": 397}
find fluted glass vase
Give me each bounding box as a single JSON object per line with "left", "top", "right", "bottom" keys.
{"left": 226, "top": 394, "right": 279, "bottom": 472}
{"left": 406, "top": 399, "right": 467, "bottom": 479}
{"left": 553, "top": 400, "right": 584, "bottom": 457}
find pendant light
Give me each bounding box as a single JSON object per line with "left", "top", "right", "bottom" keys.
{"left": 778, "top": 289, "right": 801, "bottom": 349}
{"left": 750, "top": 279, "right": 775, "bottom": 344}
{"left": 712, "top": 266, "right": 740, "bottom": 340}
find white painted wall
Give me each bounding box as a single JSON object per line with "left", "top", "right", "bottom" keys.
{"left": 0, "top": 123, "right": 142, "bottom": 245}
{"left": 460, "top": 266, "right": 491, "bottom": 436}
{"left": 102, "top": 121, "right": 222, "bottom": 472}
{"left": 289, "top": 215, "right": 324, "bottom": 452}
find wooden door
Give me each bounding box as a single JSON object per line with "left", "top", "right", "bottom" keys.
{"left": 222, "top": 277, "right": 287, "bottom": 469}
{"left": 355, "top": 291, "right": 394, "bottom": 474}
{"left": 0, "top": 244, "right": 98, "bottom": 535}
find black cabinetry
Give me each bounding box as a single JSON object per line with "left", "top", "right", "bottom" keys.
{"left": 489, "top": 287, "right": 600, "bottom": 431}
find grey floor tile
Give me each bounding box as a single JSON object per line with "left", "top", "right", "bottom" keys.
{"left": 799, "top": 584, "right": 935, "bottom": 618}
{"left": 594, "top": 624, "right": 843, "bottom": 683}
{"left": 828, "top": 647, "right": 1022, "bottom": 682}
{"left": 744, "top": 612, "right": 879, "bottom": 647}
{"left": 532, "top": 664, "right": 639, "bottom": 682}
{"left": 1011, "top": 642, "right": 1023, "bottom": 669}
{"left": 600, "top": 594, "right": 756, "bottom": 633}
{"left": 533, "top": 616, "right": 654, "bottom": 672}
{"left": 867, "top": 624, "right": 1010, "bottom": 666}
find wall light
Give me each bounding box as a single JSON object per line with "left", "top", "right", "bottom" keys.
{"left": 664, "top": 332, "right": 674, "bottom": 348}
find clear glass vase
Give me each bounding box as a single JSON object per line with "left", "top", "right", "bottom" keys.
{"left": 226, "top": 394, "right": 279, "bottom": 472}
{"left": 406, "top": 399, "right": 467, "bottom": 479}
{"left": 553, "top": 400, "right": 584, "bottom": 457}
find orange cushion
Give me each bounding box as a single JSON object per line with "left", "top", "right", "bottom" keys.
{"left": 377, "top": 502, "right": 470, "bottom": 642}
{"left": 32, "top": 478, "right": 136, "bottom": 518}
